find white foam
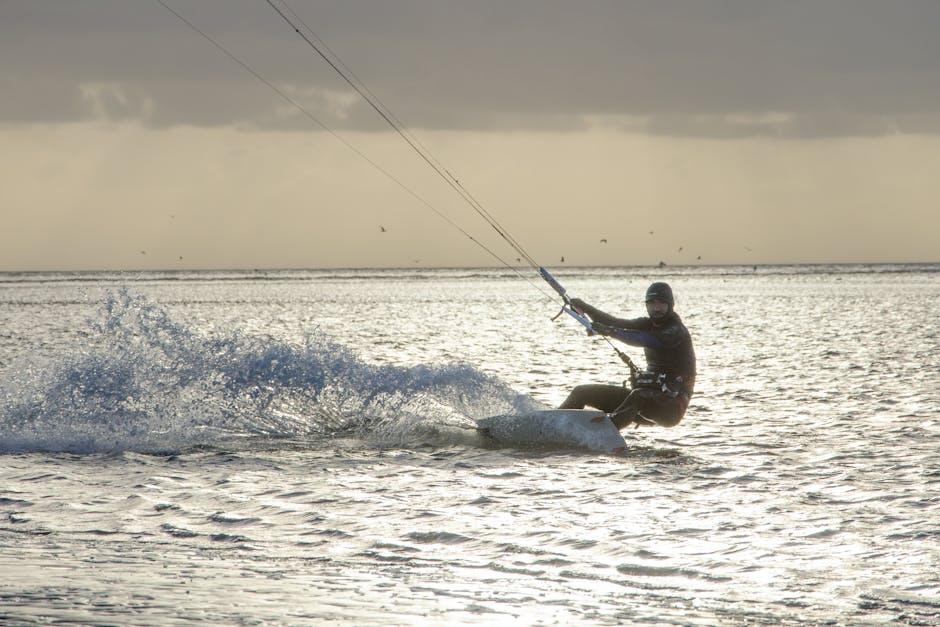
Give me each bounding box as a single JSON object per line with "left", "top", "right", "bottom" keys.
{"left": 0, "top": 289, "right": 540, "bottom": 453}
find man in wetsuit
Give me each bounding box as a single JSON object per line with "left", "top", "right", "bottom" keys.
{"left": 559, "top": 282, "right": 696, "bottom": 429}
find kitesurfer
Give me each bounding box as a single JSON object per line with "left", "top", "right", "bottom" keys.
{"left": 559, "top": 282, "right": 696, "bottom": 429}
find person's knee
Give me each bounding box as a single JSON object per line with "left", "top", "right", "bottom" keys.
{"left": 567, "top": 384, "right": 599, "bottom": 402}
{"left": 639, "top": 395, "right": 686, "bottom": 428}
{"left": 656, "top": 414, "right": 682, "bottom": 428}
{"left": 610, "top": 411, "right": 634, "bottom": 430}
{"left": 651, "top": 407, "right": 683, "bottom": 427}
{"left": 559, "top": 385, "right": 591, "bottom": 409}
{"left": 636, "top": 404, "right": 683, "bottom": 428}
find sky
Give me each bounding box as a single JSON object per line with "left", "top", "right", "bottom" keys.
{"left": 2, "top": 0, "right": 939, "bottom": 270}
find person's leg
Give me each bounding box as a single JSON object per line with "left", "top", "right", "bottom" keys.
{"left": 609, "top": 389, "right": 644, "bottom": 428}
{"left": 632, "top": 393, "right": 684, "bottom": 427}
{"left": 558, "top": 384, "right": 629, "bottom": 412}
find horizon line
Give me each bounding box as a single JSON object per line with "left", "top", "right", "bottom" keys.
{"left": 1, "top": 260, "right": 937, "bottom": 275}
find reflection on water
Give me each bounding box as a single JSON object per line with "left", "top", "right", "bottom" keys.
{"left": 0, "top": 265, "right": 938, "bottom": 624}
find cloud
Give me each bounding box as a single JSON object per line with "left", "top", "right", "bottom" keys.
{"left": 3, "top": 1, "right": 940, "bottom": 136}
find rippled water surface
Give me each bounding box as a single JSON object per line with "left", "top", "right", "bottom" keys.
{"left": 1, "top": 265, "right": 938, "bottom": 625}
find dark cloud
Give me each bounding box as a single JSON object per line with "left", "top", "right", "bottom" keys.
{"left": 3, "top": 0, "right": 940, "bottom": 136}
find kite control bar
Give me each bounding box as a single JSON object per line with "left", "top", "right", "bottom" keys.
{"left": 539, "top": 266, "right": 594, "bottom": 333}
{"left": 539, "top": 266, "right": 640, "bottom": 381}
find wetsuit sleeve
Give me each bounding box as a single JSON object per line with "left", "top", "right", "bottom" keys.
{"left": 576, "top": 302, "right": 646, "bottom": 329}
{"left": 605, "top": 320, "right": 687, "bottom": 351}
{"left": 605, "top": 327, "right": 666, "bottom": 350}
{"left": 577, "top": 303, "right": 665, "bottom": 349}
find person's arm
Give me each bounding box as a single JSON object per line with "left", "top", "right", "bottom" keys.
{"left": 599, "top": 319, "right": 687, "bottom": 351}
{"left": 594, "top": 324, "right": 665, "bottom": 349}
{"left": 569, "top": 298, "right": 645, "bottom": 329}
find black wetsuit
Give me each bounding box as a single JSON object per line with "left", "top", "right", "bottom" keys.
{"left": 560, "top": 304, "right": 696, "bottom": 428}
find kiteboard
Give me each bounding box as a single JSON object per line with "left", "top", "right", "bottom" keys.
{"left": 476, "top": 409, "right": 628, "bottom": 454}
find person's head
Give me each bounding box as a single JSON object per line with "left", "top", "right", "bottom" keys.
{"left": 645, "top": 282, "right": 674, "bottom": 321}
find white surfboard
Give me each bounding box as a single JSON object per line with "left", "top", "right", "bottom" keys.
{"left": 476, "top": 409, "right": 628, "bottom": 454}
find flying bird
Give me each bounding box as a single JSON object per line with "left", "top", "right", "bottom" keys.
{"left": 600, "top": 238, "right": 608, "bottom": 244}
{"left": 677, "top": 246, "right": 683, "bottom": 253}
{"left": 380, "top": 225, "right": 386, "bottom": 232}
{"left": 648, "top": 230, "right": 654, "bottom": 235}
{"left": 560, "top": 256, "right": 565, "bottom": 263}
{"left": 696, "top": 255, "right": 702, "bottom": 260}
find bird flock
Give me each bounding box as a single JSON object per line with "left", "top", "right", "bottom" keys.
{"left": 375, "top": 223, "right": 755, "bottom": 267}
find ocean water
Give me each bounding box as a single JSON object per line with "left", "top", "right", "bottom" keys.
{"left": 0, "top": 264, "right": 937, "bottom": 625}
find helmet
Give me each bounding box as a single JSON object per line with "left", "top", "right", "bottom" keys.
{"left": 645, "top": 282, "right": 674, "bottom": 307}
